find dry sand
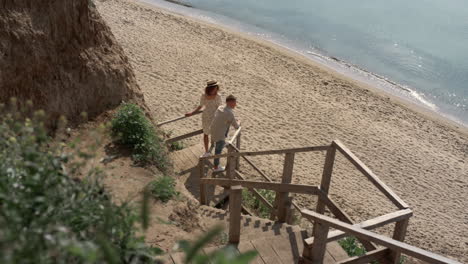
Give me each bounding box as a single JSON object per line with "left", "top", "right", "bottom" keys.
{"left": 95, "top": 0, "right": 467, "bottom": 262}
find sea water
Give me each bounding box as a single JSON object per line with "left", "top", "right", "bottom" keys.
{"left": 144, "top": 0, "right": 468, "bottom": 127}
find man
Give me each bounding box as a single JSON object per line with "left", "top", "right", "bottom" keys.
{"left": 210, "top": 95, "right": 240, "bottom": 172}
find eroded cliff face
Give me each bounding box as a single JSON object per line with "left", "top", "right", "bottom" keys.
{"left": 0, "top": 0, "right": 144, "bottom": 126}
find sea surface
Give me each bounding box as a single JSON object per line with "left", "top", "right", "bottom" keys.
{"left": 144, "top": 0, "right": 468, "bottom": 127}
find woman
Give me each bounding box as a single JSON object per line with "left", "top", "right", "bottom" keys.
{"left": 186, "top": 80, "right": 222, "bottom": 157}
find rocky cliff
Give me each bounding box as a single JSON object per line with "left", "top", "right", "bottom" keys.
{"left": 0, "top": 0, "right": 144, "bottom": 127}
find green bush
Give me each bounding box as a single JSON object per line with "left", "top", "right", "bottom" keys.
{"left": 149, "top": 176, "right": 179, "bottom": 203}
{"left": 338, "top": 237, "right": 406, "bottom": 264}
{"left": 0, "top": 103, "right": 160, "bottom": 264}
{"left": 338, "top": 237, "right": 367, "bottom": 258}
{"left": 242, "top": 189, "right": 276, "bottom": 219}
{"left": 111, "top": 103, "right": 168, "bottom": 171}
{"left": 169, "top": 141, "right": 184, "bottom": 151}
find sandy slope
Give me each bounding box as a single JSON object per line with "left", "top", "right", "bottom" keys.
{"left": 95, "top": 0, "right": 467, "bottom": 262}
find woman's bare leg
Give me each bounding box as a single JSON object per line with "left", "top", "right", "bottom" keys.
{"left": 203, "top": 134, "right": 209, "bottom": 153}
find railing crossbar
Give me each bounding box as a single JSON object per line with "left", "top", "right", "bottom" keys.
{"left": 332, "top": 140, "right": 409, "bottom": 209}
{"left": 200, "top": 178, "right": 320, "bottom": 195}
{"left": 156, "top": 110, "right": 202, "bottom": 127}
{"left": 301, "top": 209, "right": 461, "bottom": 264}
{"left": 201, "top": 145, "right": 330, "bottom": 160}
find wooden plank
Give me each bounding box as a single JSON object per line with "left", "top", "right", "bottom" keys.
{"left": 229, "top": 185, "right": 243, "bottom": 243}
{"left": 267, "top": 231, "right": 305, "bottom": 263}
{"left": 232, "top": 144, "right": 304, "bottom": 214}
{"left": 332, "top": 140, "right": 409, "bottom": 209}
{"left": 305, "top": 209, "right": 413, "bottom": 245}
{"left": 177, "top": 148, "right": 196, "bottom": 170}
{"left": 227, "top": 127, "right": 242, "bottom": 145}
{"left": 242, "top": 204, "right": 254, "bottom": 216}
{"left": 188, "top": 144, "right": 205, "bottom": 158}
{"left": 200, "top": 145, "right": 330, "bottom": 160}
{"left": 319, "top": 194, "right": 354, "bottom": 224}
{"left": 173, "top": 152, "right": 187, "bottom": 170}
{"left": 200, "top": 178, "right": 320, "bottom": 195}
{"left": 237, "top": 241, "right": 266, "bottom": 264}
{"left": 173, "top": 149, "right": 190, "bottom": 171}
{"left": 235, "top": 131, "right": 241, "bottom": 170}
{"left": 277, "top": 153, "right": 295, "bottom": 223}
{"left": 271, "top": 242, "right": 296, "bottom": 264}
{"left": 315, "top": 146, "right": 336, "bottom": 214}
{"left": 226, "top": 145, "right": 236, "bottom": 179}
{"left": 247, "top": 188, "right": 274, "bottom": 210}
{"left": 235, "top": 170, "right": 274, "bottom": 210}
{"left": 199, "top": 160, "right": 207, "bottom": 205}
{"left": 169, "top": 152, "right": 184, "bottom": 173}
{"left": 327, "top": 241, "right": 349, "bottom": 262}
{"left": 301, "top": 209, "right": 462, "bottom": 264}
{"left": 318, "top": 194, "right": 376, "bottom": 251}
{"left": 390, "top": 218, "right": 410, "bottom": 264}
{"left": 166, "top": 129, "right": 204, "bottom": 144}
{"left": 336, "top": 248, "right": 390, "bottom": 264}
{"left": 251, "top": 238, "right": 284, "bottom": 264}
{"left": 156, "top": 110, "right": 202, "bottom": 127}
{"left": 310, "top": 221, "right": 330, "bottom": 264}
{"left": 230, "top": 145, "right": 275, "bottom": 182}
{"left": 188, "top": 146, "right": 205, "bottom": 170}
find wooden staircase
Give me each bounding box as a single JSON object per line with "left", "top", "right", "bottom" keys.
{"left": 160, "top": 112, "right": 461, "bottom": 264}
{"left": 168, "top": 204, "right": 348, "bottom": 264}
{"left": 168, "top": 144, "right": 348, "bottom": 264}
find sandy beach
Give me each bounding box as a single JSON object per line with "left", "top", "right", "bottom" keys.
{"left": 95, "top": 0, "right": 467, "bottom": 262}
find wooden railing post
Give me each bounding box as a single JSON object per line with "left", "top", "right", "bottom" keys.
{"left": 285, "top": 197, "right": 295, "bottom": 225}
{"left": 276, "top": 152, "right": 295, "bottom": 223}
{"left": 301, "top": 221, "right": 330, "bottom": 264}
{"left": 315, "top": 145, "right": 336, "bottom": 214}
{"left": 229, "top": 185, "right": 243, "bottom": 244}
{"left": 235, "top": 131, "right": 241, "bottom": 170}
{"left": 198, "top": 160, "right": 207, "bottom": 205}
{"left": 389, "top": 218, "right": 410, "bottom": 263}
{"left": 226, "top": 145, "right": 236, "bottom": 179}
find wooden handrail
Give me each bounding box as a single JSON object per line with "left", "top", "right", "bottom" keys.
{"left": 156, "top": 110, "right": 202, "bottom": 127}
{"left": 332, "top": 140, "right": 409, "bottom": 209}
{"left": 200, "top": 145, "right": 330, "bottom": 160}
{"left": 228, "top": 144, "right": 304, "bottom": 213}
{"left": 227, "top": 126, "right": 242, "bottom": 145}
{"left": 200, "top": 178, "right": 320, "bottom": 195}
{"left": 234, "top": 170, "right": 274, "bottom": 211}
{"left": 228, "top": 145, "right": 274, "bottom": 182}
{"left": 301, "top": 209, "right": 462, "bottom": 264}
{"left": 165, "top": 129, "right": 203, "bottom": 144}
{"left": 304, "top": 208, "right": 413, "bottom": 245}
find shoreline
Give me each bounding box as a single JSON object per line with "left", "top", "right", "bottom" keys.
{"left": 145, "top": 0, "right": 468, "bottom": 134}
{"left": 95, "top": 0, "right": 468, "bottom": 262}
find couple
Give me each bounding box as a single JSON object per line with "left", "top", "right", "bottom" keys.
{"left": 186, "top": 81, "right": 240, "bottom": 172}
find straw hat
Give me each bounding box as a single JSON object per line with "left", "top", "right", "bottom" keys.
{"left": 206, "top": 80, "right": 219, "bottom": 87}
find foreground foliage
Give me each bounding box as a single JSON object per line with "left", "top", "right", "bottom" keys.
{"left": 0, "top": 102, "right": 160, "bottom": 264}
{"left": 0, "top": 100, "right": 256, "bottom": 263}
{"left": 338, "top": 237, "right": 406, "bottom": 264}
{"left": 176, "top": 226, "right": 257, "bottom": 264}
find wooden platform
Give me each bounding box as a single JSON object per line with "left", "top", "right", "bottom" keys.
{"left": 170, "top": 144, "right": 231, "bottom": 206}
{"left": 168, "top": 144, "right": 349, "bottom": 264}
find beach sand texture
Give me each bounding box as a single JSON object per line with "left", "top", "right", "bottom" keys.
{"left": 95, "top": 0, "right": 467, "bottom": 262}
